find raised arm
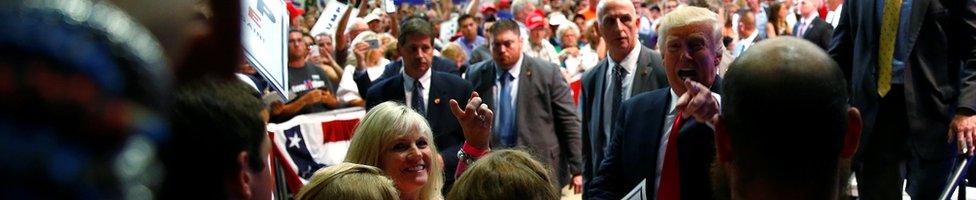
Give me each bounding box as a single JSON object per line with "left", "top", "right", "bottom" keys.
{"left": 465, "top": 0, "right": 481, "bottom": 16}
{"left": 334, "top": 2, "right": 355, "bottom": 54}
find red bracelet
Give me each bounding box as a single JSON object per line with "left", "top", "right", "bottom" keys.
{"left": 461, "top": 142, "right": 490, "bottom": 158}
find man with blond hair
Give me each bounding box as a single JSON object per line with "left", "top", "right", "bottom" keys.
{"left": 589, "top": 6, "right": 723, "bottom": 200}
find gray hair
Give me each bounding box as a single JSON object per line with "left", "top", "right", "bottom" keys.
{"left": 596, "top": 0, "right": 637, "bottom": 25}
{"left": 512, "top": 0, "right": 538, "bottom": 14}
{"left": 555, "top": 23, "right": 580, "bottom": 42}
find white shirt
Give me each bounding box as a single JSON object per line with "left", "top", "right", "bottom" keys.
{"left": 733, "top": 30, "right": 760, "bottom": 57}
{"left": 654, "top": 89, "right": 721, "bottom": 197}
{"left": 492, "top": 54, "right": 524, "bottom": 125}
{"left": 797, "top": 14, "right": 819, "bottom": 37}
{"left": 403, "top": 68, "right": 432, "bottom": 111}
{"left": 526, "top": 41, "right": 561, "bottom": 65}
{"left": 337, "top": 59, "right": 390, "bottom": 103}
{"left": 601, "top": 44, "right": 642, "bottom": 144}
{"left": 825, "top": 4, "right": 843, "bottom": 28}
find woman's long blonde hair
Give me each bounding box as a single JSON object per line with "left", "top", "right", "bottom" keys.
{"left": 344, "top": 102, "right": 444, "bottom": 200}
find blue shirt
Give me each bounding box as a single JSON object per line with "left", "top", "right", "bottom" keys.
{"left": 877, "top": 0, "right": 913, "bottom": 84}
{"left": 456, "top": 36, "right": 485, "bottom": 63}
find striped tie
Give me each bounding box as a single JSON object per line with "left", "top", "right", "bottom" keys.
{"left": 878, "top": 0, "right": 902, "bottom": 97}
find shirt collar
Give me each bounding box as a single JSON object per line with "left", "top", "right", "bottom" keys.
{"left": 668, "top": 88, "right": 723, "bottom": 117}
{"left": 668, "top": 88, "right": 679, "bottom": 115}
{"left": 497, "top": 53, "right": 524, "bottom": 80}
{"left": 741, "top": 30, "right": 760, "bottom": 44}
{"left": 403, "top": 67, "right": 432, "bottom": 90}
{"left": 607, "top": 44, "right": 641, "bottom": 74}
{"left": 801, "top": 14, "right": 818, "bottom": 25}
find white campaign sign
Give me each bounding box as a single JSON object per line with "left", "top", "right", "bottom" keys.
{"left": 243, "top": 0, "right": 290, "bottom": 101}
{"left": 309, "top": 0, "right": 349, "bottom": 37}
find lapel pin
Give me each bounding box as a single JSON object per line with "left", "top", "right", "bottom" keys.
{"left": 642, "top": 70, "right": 648, "bottom": 77}
{"left": 434, "top": 98, "right": 441, "bottom": 104}
{"left": 526, "top": 70, "right": 532, "bottom": 77}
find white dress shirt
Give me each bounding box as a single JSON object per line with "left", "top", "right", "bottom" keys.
{"left": 655, "top": 89, "right": 721, "bottom": 197}
{"left": 825, "top": 4, "right": 843, "bottom": 28}
{"left": 492, "top": 54, "right": 525, "bottom": 126}
{"left": 403, "top": 68, "right": 432, "bottom": 111}
{"left": 601, "top": 44, "right": 642, "bottom": 144}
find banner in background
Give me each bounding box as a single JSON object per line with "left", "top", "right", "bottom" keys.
{"left": 243, "top": 0, "right": 290, "bottom": 101}
{"left": 309, "top": 0, "right": 349, "bottom": 37}
{"left": 268, "top": 107, "right": 365, "bottom": 193}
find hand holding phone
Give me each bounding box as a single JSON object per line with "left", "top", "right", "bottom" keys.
{"left": 366, "top": 39, "right": 380, "bottom": 49}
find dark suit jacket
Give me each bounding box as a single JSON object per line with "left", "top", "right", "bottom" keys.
{"left": 588, "top": 88, "right": 716, "bottom": 200}
{"left": 363, "top": 71, "right": 473, "bottom": 189}
{"left": 465, "top": 55, "right": 583, "bottom": 187}
{"left": 579, "top": 46, "right": 669, "bottom": 193}
{"left": 829, "top": 0, "right": 976, "bottom": 160}
{"left": 793, "top": 16, "right": 834, "bottom": 50}
{"left": 353, "top": 56, "right": 461, "bottom": 97}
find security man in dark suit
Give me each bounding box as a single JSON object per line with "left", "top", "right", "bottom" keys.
{"left": 465, "top": 19, "right": 584, "bottom": 192}
{"left": 829, "top": 0, "right": 976, "bottom": 198}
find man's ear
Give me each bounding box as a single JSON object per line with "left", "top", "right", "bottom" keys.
{"left": 714, "top": 115, "right": 733, "bottom": 164}
{"left": 237, "top": 151, "right": 254, "bottom": 200}
{"left": 840, "top": 107, "right": 862, "bottom": 158}
{"left": 713, "top": 47, "right": 724, "bottom": 68}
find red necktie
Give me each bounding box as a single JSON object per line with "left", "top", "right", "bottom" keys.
{"left": 658, "top": 111, "right": 683, "bottom": 200}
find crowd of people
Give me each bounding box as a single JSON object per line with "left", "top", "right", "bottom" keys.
{"left": 3, "top": 0, "right": 976, "bottom": 199}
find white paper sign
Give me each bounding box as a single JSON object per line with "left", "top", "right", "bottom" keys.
{"left": 383, "top": 0, "right": 396, "bottom": 13}
{"left": 309, "top": 0, "right": 349, "bottom": 37}
{"left": 243, "top": 0, "right": 290, "bottom": 101}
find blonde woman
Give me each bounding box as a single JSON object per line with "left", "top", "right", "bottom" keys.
{"left": 296, "top": 163, "right": 398, "bottom": 200}
{"left": 439, "top": 43, "right": 467, "bottom": 70}
{"left": 337, "top": 31, "right": 391, "bottom": 107}
{"left": 345, "top": 102, "right": 445, "bottom": 200}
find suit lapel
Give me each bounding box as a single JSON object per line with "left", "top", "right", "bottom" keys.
{"left": 479, "top": 62, "right": 498, "bottom": 109}
{"left": 592, "top": 60, "right": 609, "bottom": 121}
{"left": 427, "top": 73, "right": 443, "bottom": 121}
{"left": 643, "top": 89, "right": 671, "bottom": 166}
{"left": 904, "top": 0, "right": 932, "bottom": 54}
{"left": 515, "top": 56, "right": 534, "bottom": 135}
{"left": 384, "top": 75, "right": 407, "bottom": 105}
{"left": 631, "top": 47, "right": 654, "bottom": 94}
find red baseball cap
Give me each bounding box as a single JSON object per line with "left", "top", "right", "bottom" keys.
{"left": 496, "top": 0, "right": 512, "bottom": 9}
{"left": 526, "top": 10, "right": 547, "bottom": 30}
{"left": 480, "top": 3, "right": 497, "bottom": 13}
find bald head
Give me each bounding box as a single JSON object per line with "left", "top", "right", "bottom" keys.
{"left": 719, "top": 37, "right": 855, "bottom": 198}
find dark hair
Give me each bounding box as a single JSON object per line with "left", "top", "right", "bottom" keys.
{"left": 457, "top": 14, "right": 475, "bottom": 25}
{"left": 398, "top": 16, "right": 436, "bottom": 46}
{"left": 650, "top": 5, "right": 661, "bottom": 12}
{"left": 486, "top": 19, "right": 521, "bottom": 37}
{"left": 289, "top": 28, "right": 305, "bottom": 36}
{"left": 484, "top": 15, "right": 498, "bottom": 22}
{"left": 767, "top": 2, "right": 786, "bottom": 32}
{"left": 162, "top": 78, "right": 267, "bottom": 198}
{"left": 721, "top": 38, "right": 850, "bottom": 186}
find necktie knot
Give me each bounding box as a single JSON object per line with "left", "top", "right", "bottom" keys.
{"left": 499, "top": 72, "right": 514, "bottom": 84}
